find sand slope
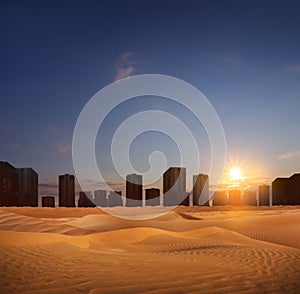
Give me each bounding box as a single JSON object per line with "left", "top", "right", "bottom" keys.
{"left": 0, "top": 207, "right": 299, "bottom": 293}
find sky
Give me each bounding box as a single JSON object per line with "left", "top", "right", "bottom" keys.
{"left": 1, "top": 0, "right": 300, "bottom": 197}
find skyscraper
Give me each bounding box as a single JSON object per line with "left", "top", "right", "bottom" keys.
{"left": 107, "top": 191, "right": 123, "bottom": 207}
{"left": 212, "top": 191, "right": 227, "bottom": 206}
{"left": 193, "top": 174, "right": 209, "bottom": 206}
{"left": 228, "top": 190, "right": 241, "bottom": 206}
{"left": 94, "top": 190, "right": 107, "bottom": 207}
{"left": 0, "top": 161, "right": 18, "bottom": 206}
{"left": 16, "top": 168, "right": 38, "bottom": 206}
{"left": 0, "top": 161, "right": 38, "bottom": 206}
{"left": 78, "top": 191, "right": 95, "bottom": 207}
{"left": 272, "top": 178, "right": 290, "bottom": 205}
{"left": 272, "top": 174, "right": 300, "bottom": 205}
{"left": 145, "top": 188, "right": 160, "bottom": 206}
{"left": 126, "top": 174, "right": 143, "bottom": 207}
{"left": 59, "top": 174, "right": 75, "bottom": 207}
{"left": 258, "top": 184, "right": 270, "bottom": 206}
{"left": 289, "top": 174, "right": 300, "bottom": 205}
{"left": 163, "top": 167, "right": 188, "bottom": 206}
{"left": 242, "top": 190, "right": 257, "bottom": 206}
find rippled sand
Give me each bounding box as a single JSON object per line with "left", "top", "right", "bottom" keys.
{"left": 0, "top": 206, "right": 299, "bottom": 293}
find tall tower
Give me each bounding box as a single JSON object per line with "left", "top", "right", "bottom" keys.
{"left": 193, "top": 174, "right": 209, "bottom": 206}
{"left": 272, "top": 174, "right": 300, "bottom": 205}
{"left": 242, "top": 190, "right": 257, "bottom": 206}
{"left": 163, "top": 167, "right": 188, "bottom": 206}
{"left": 59, "top": 174, "right": 75, "bottom": 207}
{"left": 272, "top": 178, "right": 289, "bottom": 205}
{"left": 107, "top": 191, "right": 123, "bottom": 207}
{"left": 258, "top": 184, "right": 270, "bottom": 206}
{"left": 94, "top": 190, "right": 107, "bottom": 207}
{"left": 228, "top": 190, "right": 241, "bottom": 205}
{"left": 145, "top": 188, "right": 160, "bottom": 206}
{"left": 0, "top": 161, "right": 18, "bottom": 206}
{"left": 78, "top": 191, "right": 95, "bottom": 207}
{"left": 212, "top": 191, "right": 227, "bottom": 206}
{"left": 16, "top": 168, "right": 38, "bottom": 206}
{"left": 290, "top": 174, "right": 300, "bottom": 205}
{"left": 126, "top": 174, "right": 143, "bottom": 207}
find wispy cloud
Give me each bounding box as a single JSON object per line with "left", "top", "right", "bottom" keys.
{"left": 39, "top": 183, "right": 58, "bottom": 189}
{"left": 80, "top": 179, "right": 125, "bottom": 195}
{"left": 84, "top": 179, "right": 124, "bottom": 189}
{"left": 39, "top": 182, "right": 58, "bottom": 196}
{"left": 56, "top": 142, "right": 71, "bottom": 153}
{"left": 115, "top": 52, "right": 135, "bottom": 81}
{"left": 278, "top": 150, "right": 300, "bottom": 160}
{"left": 285, "top": 64, "right": 300, "bottom": 73}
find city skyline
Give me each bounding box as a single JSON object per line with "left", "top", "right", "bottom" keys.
{"left": 1, "top": 1, "right": 300, "bottom": 197}
{"left": 1, "top": 2, "right": 299, "bottom": 293}
{"left": 2, "top": 160, "right": 299, "bottom": 207}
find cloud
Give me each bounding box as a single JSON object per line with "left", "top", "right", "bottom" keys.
{"left": 278, "top": 150, "right": 300, "bottom": 160}
{"left": 115, "top": 66, "right": 135, "bottom": 81}
{"left": 79, "top": 179, "right": 125, "bottom": 195}
{"left": 56, "top": 142, "right": 71, "bottom": 153}
{"left": 39, "top": 182, "right": 58, "bottom": 197}
{"left": 115, "top": 52, "right": 135, "bottom": 81}
{"left": 285, "top": 64, "right": 300, "bottom": 73}
{"left": 84, "top": 179, "right": 124, "bottom": 189}
{"left": 39, "top": 183, "right": 58, "bottom": 189}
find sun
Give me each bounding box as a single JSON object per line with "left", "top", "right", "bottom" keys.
{"left": 230, "top": 167, "right": 242, "bottom": 181}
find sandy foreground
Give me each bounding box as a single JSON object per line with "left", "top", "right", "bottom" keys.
{"left": 0, "top": 206, "right": 299, "bottom": 294}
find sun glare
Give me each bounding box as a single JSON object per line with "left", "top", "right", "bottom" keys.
{"left": 230, "top": 167, "right": 242, "bottom": 181}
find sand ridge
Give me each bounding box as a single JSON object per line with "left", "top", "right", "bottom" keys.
{"left": 0, "top": 207, "right": 299, "bottom": 293}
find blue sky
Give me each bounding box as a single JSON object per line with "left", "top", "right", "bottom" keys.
{"left": 1, "top": 0, "right": 300, "bottom": 196}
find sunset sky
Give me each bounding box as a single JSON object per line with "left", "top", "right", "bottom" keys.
{"left": 1, "top": 0, "right": 300, "bottom": 196}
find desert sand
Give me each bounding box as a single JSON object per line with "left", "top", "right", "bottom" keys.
{"left": 0, "top": 206, "right": 299, "bottom": 293}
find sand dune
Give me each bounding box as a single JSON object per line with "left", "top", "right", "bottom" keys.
{"left": 0, "top": 207, "right": 299, "bottom": 293}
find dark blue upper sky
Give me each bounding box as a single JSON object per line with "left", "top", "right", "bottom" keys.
{"left": 1, "top": 0, "right": 300, "bottom": 195}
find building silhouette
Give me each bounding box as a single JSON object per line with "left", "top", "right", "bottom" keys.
{"left": 94, "top": 190, "right": 107, "bottom": 207}
{"left": 259, "top": 184, "right": 270, "bottom": 206}
{"left": 272, "top": 174, "right": 300, "bottom": 205}
{"left": 42, "top": 196, "right": 55, "bottom": 207}
{"left": 17, "top": 168, "right": 38, "bottom": 206}
{"left": 59, "top": 174, "right": 75, "bottom": 207}
{"left": 272, "top": 177, "right": 290, "bottom": 205}
{"left": 0, "top": 162, "right": 18, "bottom": 206}
{"left": 78, "top": 191, "right": 95, "bottom": 207}
{"left": 290, "top": 174, "right": 300, "bottom": 205}
{"left": 228, "top": 190, "right": 241, "bottom": 205}
{"left": 212, "top": 191, "right": 227, "bottom": 206}
{"left": 126, "top": 174, "right": 143, "bottom": 207}
{"left": 0, "top": 161, "right": 38, "bottom": 206}
{"left": 145, "top": 188, "right": 160, "bottom": 206}
{"left": 107, "top": 191, "right": 123, "bottom": 207}
{"left": 242, "top": 190, "right": 257, "bottom": 206}
{"left": 193, "top": 174, "right": 209, "bottom": 206}
{"left": 163, "top": 167, "right": 188, "bottom": 206}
